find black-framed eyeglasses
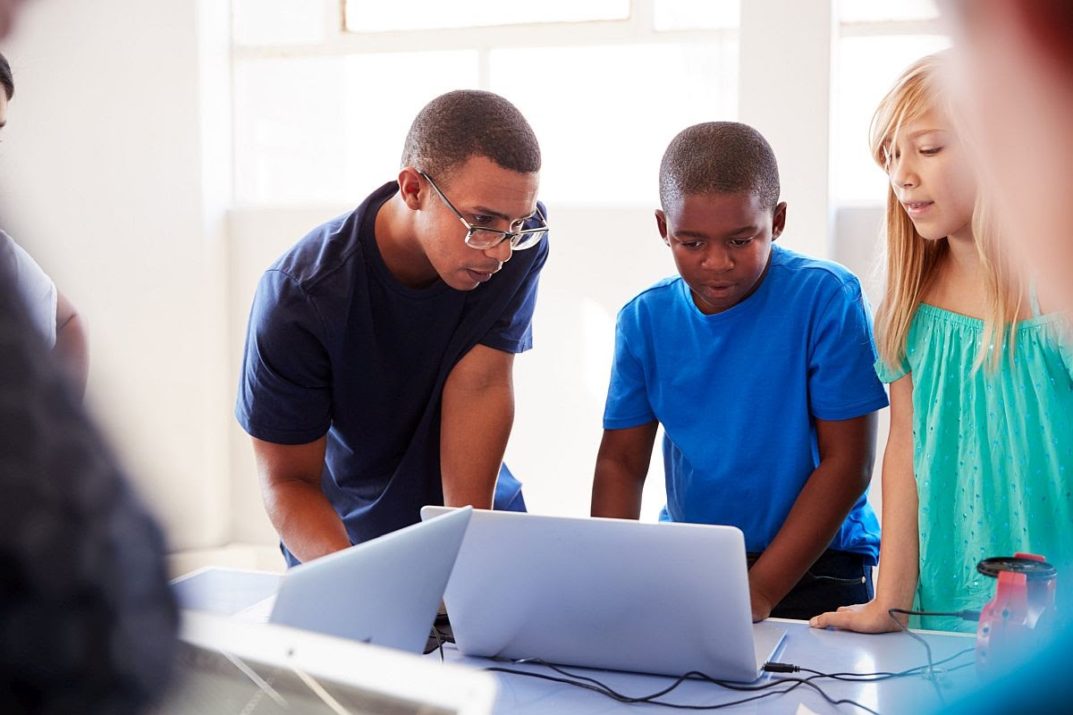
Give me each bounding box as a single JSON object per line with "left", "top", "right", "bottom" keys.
{"left": 419, "top": 170, "right": 548, "bottom": 251}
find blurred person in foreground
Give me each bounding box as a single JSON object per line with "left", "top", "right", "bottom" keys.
{"left": 939, "top": 1, "right": 1073, "bottom": 712}
{"left": 0, "top": 50, "right": 89, "bottom": 399}
{"left": 943, "top": 0, "right": 1073, "bottom": 313}
{"left": 0, "top": 1, "right": 178, "bottom": 712}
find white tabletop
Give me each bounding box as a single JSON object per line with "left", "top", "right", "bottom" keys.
{"left": 436, "top": 619, "right": 979, "bottom": 714}
{"left": 174, "top": 567, "right": 982, "bottom": 714}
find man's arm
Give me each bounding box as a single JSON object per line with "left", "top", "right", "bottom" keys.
{"left": 747, "top": 412, "right": 878, "bottom": 621}
{"left": 810, "top": 375, "right": 919, "bottom": 632}
{"left": 252, "top": 435, "right": 351, "bottom": 563}
{"left": 440, "top": 344, "right": 515, "bottom": 508}
{"left": 591, "top": 422, "right": 659, "bottom": 519}
{"left": 54, "top": 291, "right": 88, "bottom": 399}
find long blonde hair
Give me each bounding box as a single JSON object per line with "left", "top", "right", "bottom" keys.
{"left": 872, "top": 52, "right": 1022, "bottom": 373}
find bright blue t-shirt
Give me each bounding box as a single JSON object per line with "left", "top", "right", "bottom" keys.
{"left": 603, "top": 245, "right": 888, "bottom": 561}
{"left": 236, "top": 182, "right": 548, "bottom": 565}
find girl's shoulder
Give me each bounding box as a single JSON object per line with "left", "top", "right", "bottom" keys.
{"left": 911, "top": 303, "right": 1073, "bottom": 379}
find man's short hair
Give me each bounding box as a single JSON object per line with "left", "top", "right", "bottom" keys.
{"left": 401, "top": 90, "right": 540, "bottom": 179}
{"left": 659, "top": 122, "right": 780, "bottom": 211}
{"left": 0, "top": 52, "right": 13, "bottom": 101}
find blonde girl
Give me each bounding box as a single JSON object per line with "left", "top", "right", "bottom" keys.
{"left": 811, "top": 53, "right": 1073, "bottom": 633}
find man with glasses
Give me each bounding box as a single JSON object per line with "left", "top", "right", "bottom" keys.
{"left": 237, "top": 90, "right": 548, "bottom": 565}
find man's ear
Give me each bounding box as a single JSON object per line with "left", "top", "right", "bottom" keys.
{"left": 398, "top": 167, "right": 424, "bottom": 210}
{"left": 771, "top": 202, "right": 788, "bottom": 241}
{"left": 655, "top": 209, "right": 670, "bottom": 246}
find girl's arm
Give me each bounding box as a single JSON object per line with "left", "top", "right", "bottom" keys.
{"left": 809, "top": 374, "right": 919, "bottom": 632}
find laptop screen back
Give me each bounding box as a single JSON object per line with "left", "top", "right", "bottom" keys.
{"left": 422, "top": 507, "right": 782, "bottom": 682}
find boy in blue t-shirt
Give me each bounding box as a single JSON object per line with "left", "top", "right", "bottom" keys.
{"left": 592, "top": 122, "right": 889, "bottom": 622}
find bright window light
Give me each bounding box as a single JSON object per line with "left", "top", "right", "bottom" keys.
{"left": 489, "top": 42, "right": 738, "bottom": 205}
{"left": 653, "top": 0, "right": 739, "bottom": 31}
{"left": 234, "top": 53, "right": 480, "bottom": 205}
{"left": 345, "top": 0, "right": 630, "bottom": 33}
{"left": 839, "top": 0, "right": 939, "bottom": 23}
{"left": 832, "top": 35, "right": 951, "bottom": 203}
{"left": 233, "top": 0, "right": 327, "bottom": 46}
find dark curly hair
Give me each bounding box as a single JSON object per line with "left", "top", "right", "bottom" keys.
{"left": 0, "top": 266, "right": 178, "bottom": 714}
{"left": 401, "top": 89, "right": 541, "bottom": 180}
{"left": 659, "top": 121, "right": 781, "bottom": 211}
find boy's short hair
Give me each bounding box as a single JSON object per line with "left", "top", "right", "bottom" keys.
{"left": 401, "top": 90, "right": 541, "bottom": 179}
{"left": 659, "top": 122, "right": 780, "bottom": 211}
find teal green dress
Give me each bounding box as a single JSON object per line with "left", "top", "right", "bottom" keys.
{"left": 877, "top": 301, "right": 1073, "bottom": 632}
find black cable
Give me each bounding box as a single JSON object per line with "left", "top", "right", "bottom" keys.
{"left": 887, "top": 608, "right": 978, "bottom": 707}
{"left": 486, "top": 660, "right": 884, "bottom": 714}
{"left": 485, "top": 665, "right": 804, "bottom": 710}
{"left": 478, "top": 640, "right": 977, "bottom": 714}
{"left": 889, "top": 608, "right": 981, "bottom": 621}
{"left": 468, "top": 609, "right": 977, "bottom": 714}
{"left": 773, "top": 646, "right": 976, "bottom": 682}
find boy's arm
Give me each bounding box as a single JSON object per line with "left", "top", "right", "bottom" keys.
{"left": 747, "top": 411, "right": 877, "bottom": 621}
{"left": 810, "top": 375, "right": 919, "bottom": 632}
{"left": 253, "top": 435, "right": 352, "bottom": 563}
{"left": 441, "top": 344, "right": 515, "bottom": 509}
{"left": 591, "top": 421, "right": 659, "bottom": 519}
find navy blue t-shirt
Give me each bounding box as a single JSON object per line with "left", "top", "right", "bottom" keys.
{"left": 236, "top": 182, "right": 548, "bottom": 564}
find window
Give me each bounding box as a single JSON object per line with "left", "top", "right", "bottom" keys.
{"left": 232, "top": 1, "right": 739, "bottom": 206}
{"left": 233, "top": 0, "right": 329, "bottom": 46}
{"left": 490, "top": 42, "right": 736, "bottom": 205}
{"left": 839, "top": 0, "right": 938, "bottom": 23}
{"left": 831, "top": 0, "right": 948, "bottom": 204}
{"left": 345, "top": 0, "right": 630, "bottom": 33}
{"left": 229, "top": 2, "right": 738, "bottom": 518}
{"left": 234, "top": 53, "right": 480, "bottom": 205}
{"left": 654, "top": 0, "right": 739, "bottom": 31}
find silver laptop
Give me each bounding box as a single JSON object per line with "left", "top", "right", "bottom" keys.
{"left": 173, "top": 506, "right": 472, "bottom": 654}
{"left": 153, "top": 610, "right": 495, "bottom": 715}
{"left": 421, "top": 507, "right": 785, "bottom": 682}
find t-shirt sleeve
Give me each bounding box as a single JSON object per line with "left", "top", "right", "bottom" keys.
{"left": 3, "top": 233, "right": 58, "bottom": 348}
{"left": 602, "top": 314, "right": 656, "bottom": 430}
{"left": 479, "top": 217, "right": 550, "bottom": 354}
{"left": 807, "top": 279, "right": 891, "bottom": 420}
{"left": 235, "top": 269, "right": 333, "bottom": 444}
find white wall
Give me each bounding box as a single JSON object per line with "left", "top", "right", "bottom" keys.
{"left": 0, "top": 2, "right": 893, "bottom": 565}
{"left": 739, "top": 0, "right": 834, "bottom": 259}
{"left": 0, "top": 0, "right": 233, "bottom": 552}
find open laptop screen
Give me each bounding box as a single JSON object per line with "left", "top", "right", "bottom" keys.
{"left": 155, "top": 640, "right": 456, "bottom": 715}
{"left": 155, "top": 611, "right": 495, "bottom": 715}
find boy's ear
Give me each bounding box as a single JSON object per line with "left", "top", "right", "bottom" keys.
{"left": 655, "top": 209, "right": 670, "bottom": 245}
{"left": 398, "top": 167, "right": 424, "bottom": 210}
{"left": 771, "top": 202, "right": 788, "bottom": 241}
